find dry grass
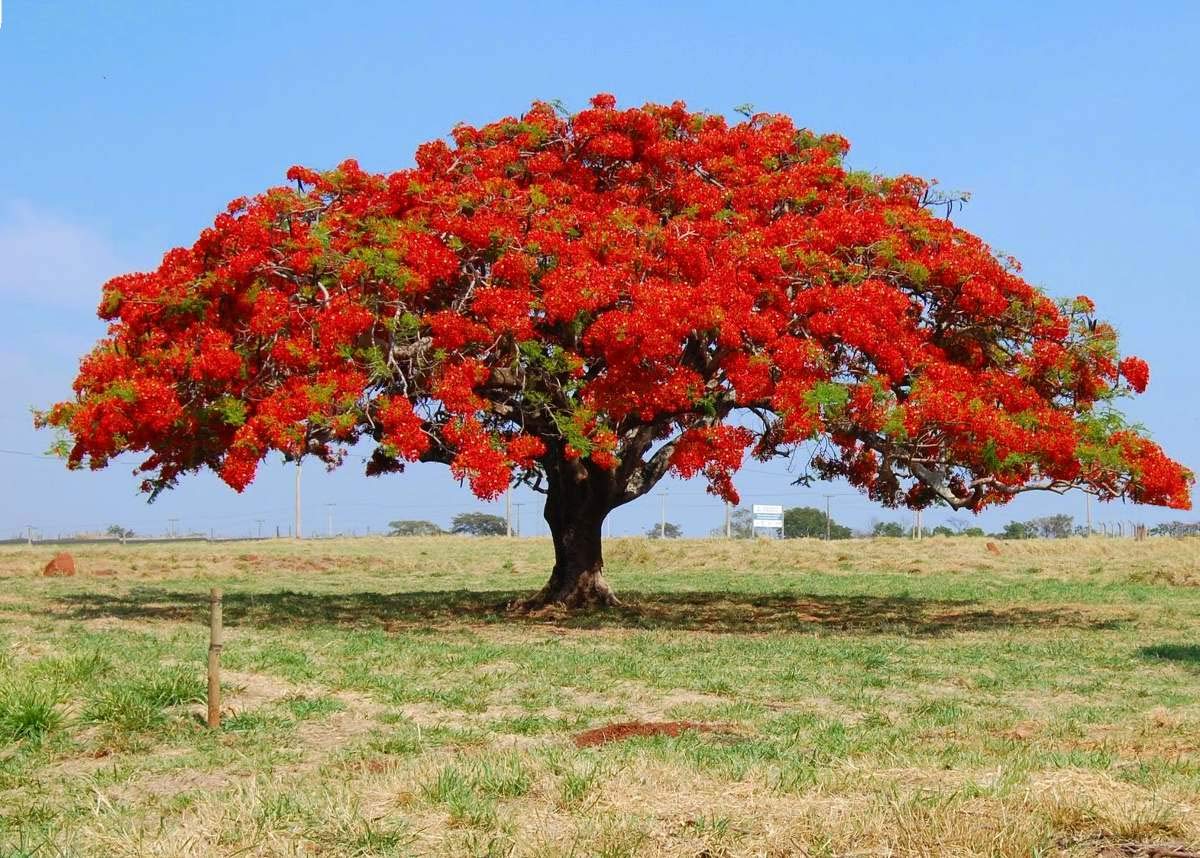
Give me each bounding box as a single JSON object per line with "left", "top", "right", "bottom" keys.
{"left": 1, "top": 536, "right": 1199, "bottom": 857}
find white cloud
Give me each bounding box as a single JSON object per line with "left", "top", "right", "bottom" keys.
{"left": 0, "top": 202, "right": 126, "bottom": 310}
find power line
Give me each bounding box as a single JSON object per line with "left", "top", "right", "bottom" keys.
{"left": 0, "top": 448, "right": 61, "bottom": 460}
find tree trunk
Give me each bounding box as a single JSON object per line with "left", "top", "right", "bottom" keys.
{"left": 510, "top": 458, "right": 620, "bottom": 611}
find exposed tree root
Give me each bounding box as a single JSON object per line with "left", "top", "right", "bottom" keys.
{"left": 508, "top": 566, "right": 622, "bottom": 613}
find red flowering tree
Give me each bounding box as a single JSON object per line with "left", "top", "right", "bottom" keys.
{"left": 41, "top": 95, "right": 1192, "bottom": 608}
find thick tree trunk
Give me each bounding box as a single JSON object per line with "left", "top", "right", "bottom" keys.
{"left": 510, "top": 458, "right": 621, "bottom": 611}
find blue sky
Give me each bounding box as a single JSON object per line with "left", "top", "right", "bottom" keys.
{"left": 1, "top": 1, "right": 1197, "bottom": 538}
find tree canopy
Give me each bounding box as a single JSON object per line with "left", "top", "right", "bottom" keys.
{"left": 783, "top": 506, "right": 852, "bottom": 539}
{"left": 387, "top": 519, "right": 443, "bottom": 536}
{"left": 40, "top": 94, "right": 1192, "bottom": 606}
{"left": 450, "top": 512, "right": 507, "bottom": 536}
{"left": 871, "top": 521, "right": 906, "bottom": 538}
{"left": 646, "top": 521, "right": 683, "bottom": 539}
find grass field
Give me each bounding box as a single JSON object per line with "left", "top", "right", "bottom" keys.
{"left": 2, "top": 536, "right": 1199, "bottom": 857}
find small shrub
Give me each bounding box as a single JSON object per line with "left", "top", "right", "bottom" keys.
{"left": 559, "top": 763, "right": 602, "bottom": 807}
{"left": 140, "top": 668, "right": 206, "bottom": 708}
{"left": 423, "top": 764, "right": 496, "bottom": 827}
{"left": 84, "top": 687, "right": 166, "bottom": 732}
{"left": 473, "top": 753, "right": 530, "bottom": 799}
{"left": 0, "top": 683, "right": 63, "bottom": 744}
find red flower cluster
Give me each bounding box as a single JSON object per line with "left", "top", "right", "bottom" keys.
{"left": 41, "top": 95, "right": 1191, "bottom": 512}
{"left": 1118, "top": 356, "right": 1150, "bottom": 394}
{"left": 377, "top": 397, "right": 429, "bottom": 461}
{"left": 669, "top": 425, "right": 756, "bottom": 503}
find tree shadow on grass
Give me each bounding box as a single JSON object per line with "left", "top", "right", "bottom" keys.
{"left": 1139, "top": 643, "right": 1200, "bottom": 667}
{"left": 50, "top": 586, "right": 1131, "bottom": 636}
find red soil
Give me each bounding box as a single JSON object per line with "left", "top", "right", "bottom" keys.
{"left": 573, "top": 720, "right": 727, "bottom": 748}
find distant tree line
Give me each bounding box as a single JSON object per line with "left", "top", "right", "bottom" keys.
{"left": 994, "top": 514, "right": 1076, "bottom": 539}
{"left": 390, "top": 508, "right": 1186, "bottom": 540}
{"left": 709, "top": 507, "right": 990, "bottom": 540}
{"left": 388, "top": 512, "right": 508, "bottom": 536}
{"left": 1150, "top": 521, "right": 1200, "bottom": 537}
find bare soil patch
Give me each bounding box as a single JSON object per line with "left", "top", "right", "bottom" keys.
{"left": 573, "top": 719, "right": 732, "bottom": 747}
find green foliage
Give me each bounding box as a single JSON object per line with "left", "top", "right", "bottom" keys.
{"left": 996, "top": 515, "right": 1074, "bottom": 540}
{"left": 1150, "top": 521, "right": 1200, "bottom": 537}
{"left": 212, "top": 395, "right": 247, "bottom": 427}
{"left": 784, "top": 506, "right": 852, "bottom": 539}
{"left": 83, "top": 668, "right": 205, "bottom": 733}
{"left": 646, "top": 522, "right": 683, "bottom": 539}
{"left": 872, "top": 521, "right": 906, "bottom": 538}
{"left": 0, "top": 683, "right": 63, "bottom": 745}
{"left": 388, "top": 520, "right": 444, "bottom": 536}
{"left": 998, "top": 521, "right": 1035, "bottom": 540}
{"left": 363, "top": 344, "right": 393, "bottom": 383}
{"left": 450, "top": 512, "right": 508, "bottom": 536}
{"left": 803, "top": 382, "right": 850, "bottom": 418}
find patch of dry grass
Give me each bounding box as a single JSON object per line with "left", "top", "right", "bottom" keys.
{"left": 1, "top": 536, "right": 1198, "bottom": 856}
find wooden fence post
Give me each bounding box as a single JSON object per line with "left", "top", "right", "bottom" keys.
{"left": 207, "top": 588, "right": 223, "bottom": 728}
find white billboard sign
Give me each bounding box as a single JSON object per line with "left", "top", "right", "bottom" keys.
{"left": 752, "top": 504, "right": 784, "bottom": 529}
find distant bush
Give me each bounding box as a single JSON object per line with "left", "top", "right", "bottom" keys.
{"left": 388, "top": 520, "right": 444, "bottom": 536}
{"left": 996, "top": 515, "right": 1075, "bottom": 539}
{"left": 646, "top": 522, "right": 683, "bottom": 539}
{"left": 784, "top": 507, "right": 852, "bottom": 539}
{"left": 450, "top": 513, "right": 507, "bottom": 536}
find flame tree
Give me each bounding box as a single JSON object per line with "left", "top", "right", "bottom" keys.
{"left": 41, "top": 95, "right": 1192, "bottom": 608}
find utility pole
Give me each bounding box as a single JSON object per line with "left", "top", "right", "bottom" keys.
{"left": 823, "top": 494, "right": 834, "bottom": 541}
{"left": 724, "top": 501, "right": 732, "bottom": 539}
{"left": 25, "top": 525, "right": 33, "bottom": 545}
{"left": 168, "top": 518, "right": 179, "bottom": 538}
{"left": 505, "top": 486, "right": 512, "bottom": 537}
{"left": 294, "top": 459, "right": 303, "bottom": 539}
{"left": 513, "top": 502, "right": 524, "bottom": 537}
{"left": 1085, "top": 493, "right": 1093, "bottom": 537}
{"left": 325, "top": 503, "right": 335, "bottom": 538}
{"left": 659, "top": 490, "right": 667, "bottom": 539}
{"left": 255, "top": 519, "right": 264, "bottom": 539}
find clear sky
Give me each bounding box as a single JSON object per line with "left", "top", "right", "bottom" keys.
{"left": 1, "top": 1, "right": 1197, "bottom": 539}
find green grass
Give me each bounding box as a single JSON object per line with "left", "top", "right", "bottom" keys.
{"left": 0, "top": 535, "right": 1198, "bottom": 856}
{"left": 0, "top": 683, "right": 63, "bottom": 745}
{"left": 82, "top": 666, "right": 206, "bottom": 733}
